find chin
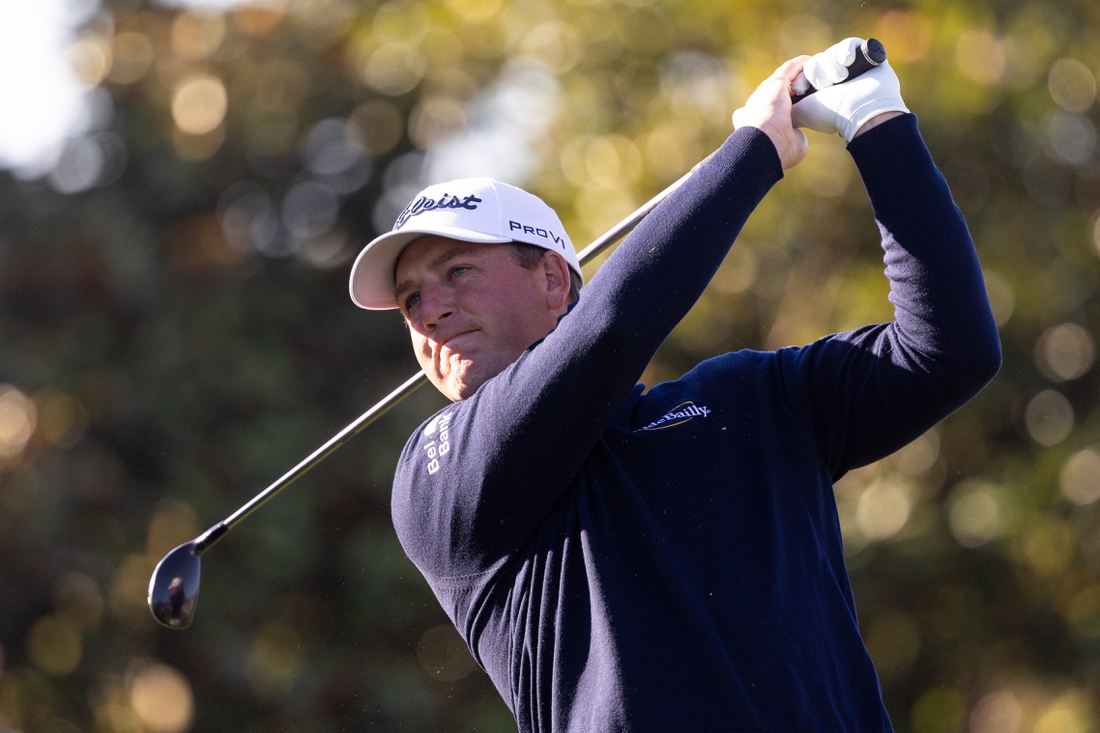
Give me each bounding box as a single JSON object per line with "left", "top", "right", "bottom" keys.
{"left": 434, "top": 352, "right": 516, "bottom": 401}
{"left": 441, "top": 369, "right": 495, "bottom": 402}
{"left": 447, "top": 378, "right": 484, "bottom": 402}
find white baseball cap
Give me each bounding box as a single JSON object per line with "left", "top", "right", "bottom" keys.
{"left": 349, "top": 177, "right": 582, "bottom": 310}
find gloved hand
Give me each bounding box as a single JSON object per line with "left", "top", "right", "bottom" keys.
{"left": 791, "top": 37, "right": 910, "bottom": 143}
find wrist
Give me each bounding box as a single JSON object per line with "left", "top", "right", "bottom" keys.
{"left": 853, "top": 110, "right": 904, "bottom": 138}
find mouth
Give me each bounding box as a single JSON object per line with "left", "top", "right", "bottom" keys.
{"left": 439, "top": 329, "right": 480, "bottom": 354}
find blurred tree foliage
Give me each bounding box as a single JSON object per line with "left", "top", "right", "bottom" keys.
{"left": 1, "top": 0, "right": 1099, "bottom": 730}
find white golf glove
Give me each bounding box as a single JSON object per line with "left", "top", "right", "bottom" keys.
{"left": 791, "top": 37, "right": 909, "bottom": 143}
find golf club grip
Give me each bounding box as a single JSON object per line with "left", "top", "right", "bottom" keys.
{"left": 791, "top": 38, "right": 886, "bottom": 105}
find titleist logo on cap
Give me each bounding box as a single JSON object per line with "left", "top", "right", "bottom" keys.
{"left": 394, "top": 194, "right": 484, "bottom": 230}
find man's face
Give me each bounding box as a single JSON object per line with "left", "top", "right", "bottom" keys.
{"left": 394, "top": 236, "right": 568, "bottom": 401}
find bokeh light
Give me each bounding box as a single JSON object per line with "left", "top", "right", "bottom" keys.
{"left": 129, "top": 663, "right": 194, "bottom": 733}
{"left": 1035, "top": 323, "right": 1095, "bottom": 381}
{"left": 67, "top": 37, "right": 111, "bottom": 88}
{"left": 361, "top": 43, "right": 427, "bottom": 96}
{"left": 777, "top": 15, "right": 833, "bottom": 62}
{"left": 107, "top": 32, "right": 154, "bottom": 85}
{"left": 351, "top": 100, "right": 405, "bottom": 156}
{"left": 409, "top": 97, "right": 467, "bottom": 149}
{"left": 1044, "top": 110, "right": 1098, "bottom": 167}
{"left": 856, "top": 480, "right": 911, "bottom": 540}
{"left": 26, "top": 616, "right": 82, "bottom": 676}
{"left": 232, "top": 1, "right": 286, "bottom": 38}
{"left": 875, "top": 12, "right": 933, "bottom": 63}
{"left": 643, "top": 121, "right": 701, "bottom": 183}
{"left": 170, "top": 11, "right": 227, "bottom": 61}
{"left": 659, "top": 50, "right": 728, "bottom": 111}
{"left": 34, "top": 390, "right": 89, "bottom": 447}
{"left": 1024, "top": 389, "right": 1074, "bottom": 446}
{"left": 49, "top": 135, "right": 108, "bottom": 194}
{"left": 300, "top": 118, "right": 367, "bottom": 177}
{"left": 948, "top": 481, "right": 1003, "bottom": 547}
{"left": 894, "top": 429, "right": 940, "bottom": 476}
{"left": 172, "top": 74, "right": 229, "bottom": 136}
{"left": 1066, "top": 585, "right": 1100, "bottom": 636}
{"left": 983, "top": 270, "right": 1016, "bottom": 325}
{"left": 969, "top": 690, "right": 1022, "bottom": 733}
{"left": 147, "top": 500, "right": 200, "bottom": 558}
{"left": 219, "top": 181, "right": 280, "bottom": 254}
{"left": 561, "top": 134, "right": 642, "bottom": 190}
{"left": 1059, "top": 447, "right": 1100, "bottom": 505}
{"left": 1048, "top": 58, "right": 1097, "bottom": 113}
{"left": 444, "top": 0, "right": 503, "bottom": 24}
{"left": 110, "top": 554, "right": 157, "bottom": 628}
{"left": 1024, "top": 516, "right": 1074, "bottom": 576}
{"left": 956, "top": 30, "right": 1006, "bottom": 85}
{"left": 0, "top": 385, "right": 37, "bottom": 462}
{"left": 1033, "top": 691, "right": 1094, "bottom": 733}
{"left": 520, "top": 21, "right": 582, "bottom": 74}
{"left": 281, "top": 180, "right": 340, "bottom": 241}
{"left": 373, "top": 0, "right": 432, "bottom": 46}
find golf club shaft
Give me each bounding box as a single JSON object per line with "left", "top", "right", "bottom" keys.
{"left": 194, "top": 370, "right": 428, "bottom": 553}
{"left": 192, "top": 168, "right": 699, "bottom": 555}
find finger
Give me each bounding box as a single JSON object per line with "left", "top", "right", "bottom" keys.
{"left": 773, "top": 55, "right": 811, "bottom": 83}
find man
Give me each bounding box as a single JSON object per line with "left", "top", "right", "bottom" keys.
{"left": 348, "top": 40, "right": 1000, "bottom": 732}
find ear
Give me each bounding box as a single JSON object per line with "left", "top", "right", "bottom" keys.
{"left": 540, "top": 251, "right": 572, "bottom": 310}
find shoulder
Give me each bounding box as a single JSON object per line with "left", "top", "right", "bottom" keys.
{"left": 680, "top": 348, "right": 777, "bottom": 385}
{"left": 633, "top": 350, "right": 777, "bottom": 413}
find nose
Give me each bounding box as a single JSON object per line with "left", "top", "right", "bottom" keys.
{"left": 419, "top": 281, "right": 455, "bottom": 329}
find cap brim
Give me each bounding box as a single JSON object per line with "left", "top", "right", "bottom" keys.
{"left": 349, "top": 225, "right": 513, "bottom": 310}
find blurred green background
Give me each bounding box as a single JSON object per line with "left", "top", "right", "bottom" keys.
{"left": 1, "top": 0, "right": 1099, "bottom": 731}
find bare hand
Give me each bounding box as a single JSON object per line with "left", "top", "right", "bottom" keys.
{"left": 732, "top": 57, "right": 810, "bottom": 170}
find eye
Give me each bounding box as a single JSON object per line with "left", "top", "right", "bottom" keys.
{"left": 449, "top": 265, "right": 470, "bottom": 279}
{"left": 403, "top": 292, "right": 420, "bottom": 312}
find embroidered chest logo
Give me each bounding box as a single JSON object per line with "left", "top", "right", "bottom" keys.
{"left": 422, "top": 413, "right": 453, "bottom": 475}
{"left": 637, "top": 400, "right": 711, "bottom": 432}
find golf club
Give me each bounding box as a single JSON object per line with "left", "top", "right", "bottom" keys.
{"left": 149, "top": 40, "right": 887, "bottom": 629}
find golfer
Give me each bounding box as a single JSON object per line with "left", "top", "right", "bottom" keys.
{"left": 349, "top": 39, "right": 1000, "bottom": 732}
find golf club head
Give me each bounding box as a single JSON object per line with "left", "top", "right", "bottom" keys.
{"left": 148, "top": 541, "right": 201, "bottom": 629}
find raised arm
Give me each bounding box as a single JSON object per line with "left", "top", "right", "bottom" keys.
{"left": 779, "top": 113, "right": 1001, "bottom": 476}
{"left": 391, "top": 64, "right": 813, "bottom": 575}
{"left": 755, "top": 41, "right": 1000, "bottom": 474}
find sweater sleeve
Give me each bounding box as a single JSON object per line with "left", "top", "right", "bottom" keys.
{"left": 393, "top": 127, "right": 784, "bottom": 576}
{"left": 775, "top": 114, "right": 1002, "bottom": 477}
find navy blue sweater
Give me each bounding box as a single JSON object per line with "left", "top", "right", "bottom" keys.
{"left": 391, "top": 115, "right": 1001, "bottom": 732}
